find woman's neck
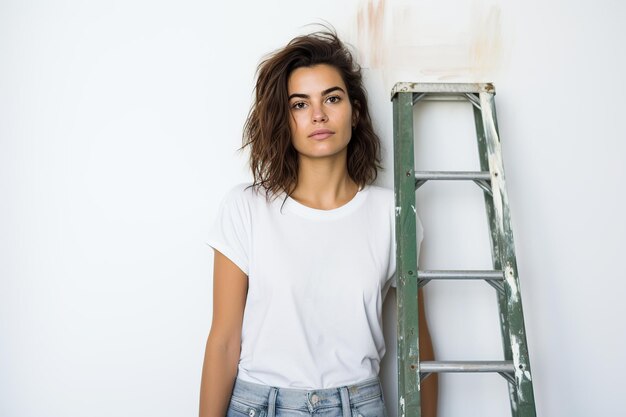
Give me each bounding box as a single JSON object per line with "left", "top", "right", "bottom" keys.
{"left": 289, "top": 155, "right": 359, "bottom": 210}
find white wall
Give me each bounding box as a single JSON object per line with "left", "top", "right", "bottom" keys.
{"left": 1, "top": 0, "right": 624, "bottom": 416}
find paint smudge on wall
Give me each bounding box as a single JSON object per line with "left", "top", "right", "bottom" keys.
{"left": 356, "top": 0, "right": 386, "bottom": 68}
{"left": 470, "top": 4, "right": 503, "bottom": 79}
{"left": 355, "top": 0, "right": 509, "bottom": 86}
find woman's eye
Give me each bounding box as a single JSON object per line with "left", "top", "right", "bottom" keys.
{"left": 326, "top": 95, "right": 341, "bottom": 104}
{"left": 292, "top": 102, "right": 307, "bottom": 110}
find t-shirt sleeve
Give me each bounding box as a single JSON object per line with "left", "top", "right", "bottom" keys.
{"left": 205, "top": 185, "right": 251, "bottom": 275}
{"left": 389, "top": 211, "right": 424, "bottom": 289}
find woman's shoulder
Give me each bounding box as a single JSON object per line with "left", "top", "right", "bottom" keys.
{"left": 363, "top": 185, "right": 395, "bottom": 215}
{"left": 218, "top": 182, "right": 272, "bottom": 207}
{"left": 222, "top": 182, "right": 252, "bottom": 197}
{"left": 365, "top": 184, "right": 394, "bottom": 202}
{"left": 215, "top": 183, "right": 251, "bottom": 208}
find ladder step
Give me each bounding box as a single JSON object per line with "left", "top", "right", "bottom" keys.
{"left": 419, "top": 270, "right": 503, "bottom": 281}
{"left": 415, "top": 171, "right": 491, "bottom": 181}
{"left": 420, "top": 361, "right": 514, "bottom": 374}
{"left": 391, "top": 82, "right": 495, "bottom": 97}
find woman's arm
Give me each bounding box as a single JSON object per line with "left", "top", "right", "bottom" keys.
{"left": 418, "top": 288, "right": 438, "bottom": 417}
{"left": 199, "top": 250, "right": 248, "bottom": 417}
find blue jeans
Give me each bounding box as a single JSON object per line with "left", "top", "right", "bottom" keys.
{"left": 226, "top": 376, "right": 388, "bottom": 417}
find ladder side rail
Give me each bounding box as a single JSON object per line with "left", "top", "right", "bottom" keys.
{"left": 472, "top": 102, "right": 519, "bottom": 416}
{"left": 393, "top": 91, "right": 422, "bottom": 417}
{"left": 479, "top": 92, "right": 537, "bottom": 417}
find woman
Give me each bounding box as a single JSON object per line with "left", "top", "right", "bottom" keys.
{"left": 199, "top": 30, "right": 437, "bottom": 417}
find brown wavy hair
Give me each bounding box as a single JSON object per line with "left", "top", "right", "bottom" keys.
{"left": 242, "top": 29, "right": 381, "bottom": 198}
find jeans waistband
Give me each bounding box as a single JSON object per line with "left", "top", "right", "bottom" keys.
{"left": 231, "top": 376, "right": 382, "bottom": 412}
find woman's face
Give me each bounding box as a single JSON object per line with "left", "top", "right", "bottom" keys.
{"left": 287, "top": 64, "right": 356, "bottom": 163}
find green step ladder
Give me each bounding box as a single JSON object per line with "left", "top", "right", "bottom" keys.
{"left": 391, "top": 82, "right": 537, "bottom": 417}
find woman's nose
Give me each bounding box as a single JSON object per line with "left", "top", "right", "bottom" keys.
{"left": 312, "top": 106, "right": 328, "bottom": 123}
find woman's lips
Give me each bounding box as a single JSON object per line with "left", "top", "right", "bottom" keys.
{"left": 308, "top": 129, "right": 334, "bottom": 140}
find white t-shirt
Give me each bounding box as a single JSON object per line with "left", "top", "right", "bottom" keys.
{"left": 206, "top": 183, "right": 423, "bottom": 389}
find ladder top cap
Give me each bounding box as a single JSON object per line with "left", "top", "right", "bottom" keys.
{"left": 390, "top": 82, "right": 496, "bottom": 100}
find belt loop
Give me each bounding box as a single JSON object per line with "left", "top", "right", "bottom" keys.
{"left": 339, "top": 386, "right": 351, "bottom": 417}
{"left": 267, "top": 387, "right": 278, "bottom": 417}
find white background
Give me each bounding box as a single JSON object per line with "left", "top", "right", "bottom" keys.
{"left": 1, "top": 0, "right": 625, "bottom": 416}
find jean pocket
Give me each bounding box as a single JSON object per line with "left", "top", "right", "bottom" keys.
{"left": 351, "top": 396, "right": 387, "bottom": 417}
{"left": 227, "top": 397, "right": 266, "bottom": 417}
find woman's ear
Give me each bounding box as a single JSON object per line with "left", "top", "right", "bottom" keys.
{"left": 352, "top": 101, "right": 360, "bottom": 128}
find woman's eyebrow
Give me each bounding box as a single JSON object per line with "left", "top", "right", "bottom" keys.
{"left": 288, "top": 86, "right": 346, "bottom": 100}
{"left": 321, "top": 86, "right": 345, "bottom": 96}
